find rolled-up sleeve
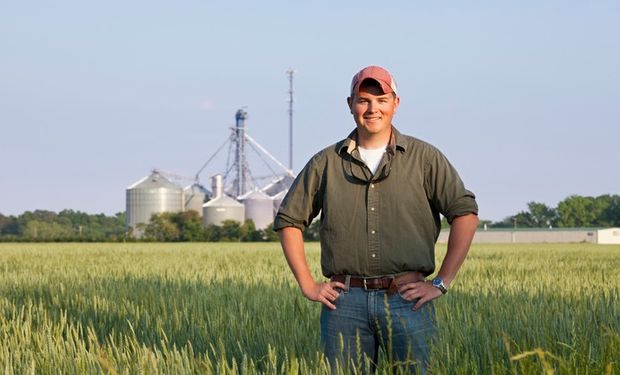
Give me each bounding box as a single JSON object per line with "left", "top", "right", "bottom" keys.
{"left": 273, "top": 153, "right": 325, "bottom": 231}
{"left": 424, "top": 148, "right": 478, "bottom": 224}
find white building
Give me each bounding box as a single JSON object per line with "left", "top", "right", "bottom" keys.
{"left": 437, "top": 227, "right": 620, "bottom": 244}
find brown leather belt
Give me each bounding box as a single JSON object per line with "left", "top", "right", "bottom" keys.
{"left": 331, "top": 271, "right": 425, "bottom": 295}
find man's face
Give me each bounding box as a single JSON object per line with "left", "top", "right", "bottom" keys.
{"left": 347, "top": 82, "right": 400, "bottom": 140}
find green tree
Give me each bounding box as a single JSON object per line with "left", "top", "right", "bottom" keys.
{"left": 477, "top": 219, "right": 492, "bottom": 229}
{"left": 22, "top": 220, "right": 73, "bottom": 241}
{"left": 557, "top": 195, "right": 599, "bottom": 227}
{"left": 3, "top": 210, "right": 129, "bottom": 242}
{"left": 600, "top": 194, "right": 620, "bottom": 226}
{"left": 526, "top": 201, "right": 558, "bottom": 227}
{"left": 240, "top": 220, "right": 262, "bottom": 242}
{"left": 144, "top": 213, "right": 181, "bottom": 241}
{"left": 204, "top": 224, "right": 222, "bottom": 241}
{"left": 171, "top": 211, "right": 205, "bottom": 241}
{"left": 0, "top": 214, "right": 19, "bottom": 236}
{"left": 260, "top": 223, "right": 280, "bottom": 242}
{"left": 513, "top": 211, "right": 533, "bottom": 227}
{"left": 220, "top": 220, "right": 242, "bottom": 242}
{"left": 492, "top": 202, "right": 558, "bottom": 229}
{"left": 303, "top": 220, "right": 321, "bottom": 241}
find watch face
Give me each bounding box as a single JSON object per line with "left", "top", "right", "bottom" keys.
{"left": 432, "top": 278, "right": 442, "bottom": 287}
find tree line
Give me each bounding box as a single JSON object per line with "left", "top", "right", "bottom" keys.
{"left": 484, "top": 194, "right": 620, "bottom": 229}
{"left": 0, "top": 209, "right": 127, "bottom": 242}
{"left": 0, "top": 209, "right": 320, "bottom": 242}
{"left": 1, "top": 194, "right": 618, "bottom": 242}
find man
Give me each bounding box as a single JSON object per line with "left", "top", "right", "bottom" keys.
{"left": 274, "top": 65, "right": 478, "bottom": 373}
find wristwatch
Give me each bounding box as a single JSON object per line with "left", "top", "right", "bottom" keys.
{"left": 431, "top": 277, "right": 448, "bottom": 294}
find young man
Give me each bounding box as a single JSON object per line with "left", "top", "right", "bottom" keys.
{"left": 274, "top": 66, "right": 478, "bottom": 373}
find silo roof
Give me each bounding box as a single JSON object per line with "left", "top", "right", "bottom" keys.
{"left": 239, "top": 189, "right": 271, "bottom": 201}
{"left": 184, "top": 183, "right": 210, "bottom": 195}
{"left": 204, "top": 194, "right": 244, "bottom": 207}
{"left": 262, "top": 174, "right": 295, "bottom": 196}
{"left": 127, "top": 171, "right": 181, "bottom": 190}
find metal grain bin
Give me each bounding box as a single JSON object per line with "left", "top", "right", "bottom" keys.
{"left": 262, "top": 174, "right": 295, "bottom": 196}
{"left": 202, "top": 194, "right": 245, "bottom": 227}
{"left": 126, "top": 170, "right": 183, "bottom": 237}
{"left": 239, "top": 189, "right": 273, "bottom": 229}
{"left": 184, "top": 183, "right": 209, "bottom": 216}
{"left": 272, "top": 189, "right": 288, "bottom": 215}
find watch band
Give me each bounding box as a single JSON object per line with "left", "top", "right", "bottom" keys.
{"left": 432, "top": 277, "right": 448, "bottom": 294}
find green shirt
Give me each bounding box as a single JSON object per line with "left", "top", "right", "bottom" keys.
{"left": 274, "top": 127, "right": 478, "bottom": 277}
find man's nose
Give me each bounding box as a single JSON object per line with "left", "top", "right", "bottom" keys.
{"left": 366, "top": 100, "right": 378, "bottom": 113}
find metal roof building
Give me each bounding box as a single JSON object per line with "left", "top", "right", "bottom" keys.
{"left": 437, "top": 227, "right": 620, "bottom": 244}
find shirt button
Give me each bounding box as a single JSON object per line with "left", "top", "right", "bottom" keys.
{"left": 370, "top": 207, "right": 375, "bottom": 211}
{"left": 371, "top": 230, "right": 376, "bottom": 234}
{"left": 371, "top": 254, "right": 376, "bottom": 258}
{"left": 370, "top": 184, "right": 375, "bottom": 188}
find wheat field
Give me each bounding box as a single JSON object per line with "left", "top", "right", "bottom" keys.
{"left": 0, "top": 242, "right": 618, "bottom": 374}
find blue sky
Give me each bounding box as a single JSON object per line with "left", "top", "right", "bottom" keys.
{"left": 1, "top": 1, "right": 618, "bottom": 222}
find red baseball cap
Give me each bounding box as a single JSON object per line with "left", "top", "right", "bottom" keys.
{"left": 350, "top": 65, "right": 398, "bottom": 96}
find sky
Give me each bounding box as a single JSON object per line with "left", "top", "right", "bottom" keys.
{"left": 1, "top": 1, "right": 618, "bottom": 222}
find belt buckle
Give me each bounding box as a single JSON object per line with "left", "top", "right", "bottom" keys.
{"left": 362, "top": 276, "right": 382, "bottom": 291}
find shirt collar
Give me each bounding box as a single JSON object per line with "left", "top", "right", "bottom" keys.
{"left": 339, "top": 126, "right": 407, "bottom": 156}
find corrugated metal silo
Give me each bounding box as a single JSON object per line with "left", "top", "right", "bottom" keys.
{"left": 262, "top": 174, "right": 295, "bottom": 196}
{"left": 126, "top": 170, "right": 183, "bottom": 236}
{"left": 184, "top": 183, "right": 209, "bottom": 216}
{"left": 239, "top": 189, "right": 273, "bottom": 229}
{"left": 272, "top": 189, "right": 288, "bottom": 215}
{"left": 202, "top": 174, "right": 245, "bottom": 227}
{"left": 202, "top": 195, "right": 245, "bottom": 227}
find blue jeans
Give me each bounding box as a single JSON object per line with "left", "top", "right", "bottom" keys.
{"left": 320, "top": 286, "right": 437, "bottom": 374}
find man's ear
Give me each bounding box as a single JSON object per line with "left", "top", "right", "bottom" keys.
{"left": 347, "top": 96, "right": 353, "bottom": 113}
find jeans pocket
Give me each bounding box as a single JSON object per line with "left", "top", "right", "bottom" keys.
{"left": 396, "top": 289, "right": 412, "bottom": 302}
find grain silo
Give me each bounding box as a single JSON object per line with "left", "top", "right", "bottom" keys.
{"left": 272, "top": 189, "right": 288, "bottom": 215}
{"left": 126, "top": 170, "right": 183, "bottom": 236}
{"left": 183, "top": 183, "right": 209, "bottom": 216}
{"left": 239, "top": 189, "right": 273, "bottom": 229}
{"left": 262, "top": 174, "right": 295, "bottom": 196}
{"left": 203, "top": 174, "right": 245, "bottom": 227}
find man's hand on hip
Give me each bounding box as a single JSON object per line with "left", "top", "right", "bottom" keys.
{"left": 397, "top": 281, "right": 443, "bottom": 310}
{"left": 301, "top": 280, "right": 346, "bottom": 310}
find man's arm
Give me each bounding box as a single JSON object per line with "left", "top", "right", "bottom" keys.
{"left": 436, "top": 213, "right": 479, "bottom": 286}
{"left": 279, "top": 226, "right": 345, "bottom": 310}
{"left": 398, "top": 213, "right": 479, "bottom": 310}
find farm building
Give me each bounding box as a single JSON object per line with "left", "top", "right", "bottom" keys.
{"left": 437, "top": 227, "right": 620, "bottom": 244}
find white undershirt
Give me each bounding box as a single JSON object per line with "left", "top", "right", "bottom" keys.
{"left": 359, "top": 145, "right": 387, "bottom": 174}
